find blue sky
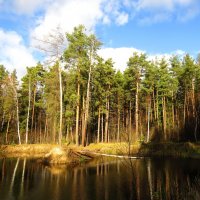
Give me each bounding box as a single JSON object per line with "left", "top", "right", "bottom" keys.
{"left": 0, "top": 0, "right": 200, "bottom": 78}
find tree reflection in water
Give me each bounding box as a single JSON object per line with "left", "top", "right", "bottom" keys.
{"left": 0, "top": 157, "right": 200, "bottom": 200}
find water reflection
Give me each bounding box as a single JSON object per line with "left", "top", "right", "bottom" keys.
{"left": 0, "top": 157, "right": 200, "bottom": 200}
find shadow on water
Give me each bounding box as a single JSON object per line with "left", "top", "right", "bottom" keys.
{"left": 0, "top": 157, "right": 200, "bottom": 200}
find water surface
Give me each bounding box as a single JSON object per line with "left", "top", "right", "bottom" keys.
{"left": 0, "top": 157, "right": 200, "bottom": 200}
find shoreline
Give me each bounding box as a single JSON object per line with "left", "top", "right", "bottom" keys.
{"left": 1, "top": 142, "right": 200, "bottom": 160}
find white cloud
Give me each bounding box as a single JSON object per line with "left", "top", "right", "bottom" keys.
{"left": 13, "top": 0, "right": 50, "bottom": 14}
{"left": 0, "top": 0, "right": 51, "bottom": 15}
{"left": 177, "top": 7, "right": 200, "bottom": 21}
{"left": 134, "top": 0, "right": 199, "bottom": 23}
{"left": 175, "top": 0, "right": 196, "bottom": 6}
{"left": 98, "top": 47, "right": 187, "bottom": 71}
{"left": 102, "top": 15, "right": 111, "bottom": 24}
{"left": 136, "top": 0, "right": 196, "bottom": 10}
{"left": 0, "top": 29, "right": 36, "bottom": 78}
{"left": 139, "top": 13, "right": 171, "bottom": 25}
{"left": 172, "top": 49, "right": 186, "bottom": 55}
{"left": 29, "top": 0, "right": 134, "bottom": 45}
{"left": 98, "top": 47, "right": 144, "bottom": 71}
{"left": 116, "top": 12, "right": 129, "bottom": 25}
{"left": 1, "top": 0, "right": 132, "bottom": 78}
{"left": 136, "top": 0, "right": 174, "bottom": 11}
{"left": 147, "top": 49, "right": 186, "bottom": 62}
{"left": 31, "top": 0, "right": 106, "bottom": 44}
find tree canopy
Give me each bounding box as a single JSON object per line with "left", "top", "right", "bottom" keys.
{"left": 1, "top": 25, "right": 200, "bottom": 145}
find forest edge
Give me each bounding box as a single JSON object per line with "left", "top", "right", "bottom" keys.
{"left": 1, "top": 142, "right": 200, "bottom": 163}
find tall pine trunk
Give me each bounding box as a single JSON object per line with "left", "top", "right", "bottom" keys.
{"left": 10, "top": 77, "right": 21, "bottom": 144}
{"left": 6, "top": 114, "right": 11, "bottom": 144}
{"left": 104, "top": 96, "right": 109, "bottom": 142}
{"left": 162, "top": 96, "right": 167, "bottom": 140}
{"left": 58, "top": 64, "right": 63, "bottom": 145}
{"left": 129, "top": 101, "right": 132, "bottom": 142}
{"left": 82, "top": 63, "right": 92, "bottom": 146}
{"left": 184, "top": 92, "right": 186, "bottom": 126}
{"left": 135, "top": 81, "right": 139, "bottom": 140}
{"left": 16, "top": 91, "right": 21, "bottom": 144}
{"left": 117, "top": 97, "right": 120, "bottom": 142}
{"left": 97, "top": 106, "right": 100, "bottom": 143}
{"left": 156, "top": 89, "right": 159, "bottom": 128}
{"left": 31, "top": 87, "right": 36, "bottom": 135}
{"left": 172, "top": 92, "right": 175, "bottom": 131}
{"left": 192, "top": 79, "right": 195, "bottom": 118}
{"left": 153, "top": 89, "right": 157, "bottom": 121}
{"left": 75, "top": 81, "right": 80, "bottom": 146}
{"left": 101, "top": 113, "right": 104, "bottom": 142}
{"left": 147, "top": 96, "right": 151, "bottom": 142}
{"left": 25, "top": 78, "right": 31, "bottom": 144}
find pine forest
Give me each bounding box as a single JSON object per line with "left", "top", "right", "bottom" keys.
{"left": 1, "top": 25, "right": 200, "bottom": 146}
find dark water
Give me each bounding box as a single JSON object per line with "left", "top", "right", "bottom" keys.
{"left": 0, "top": 157, "right": 200, "bottom": 200}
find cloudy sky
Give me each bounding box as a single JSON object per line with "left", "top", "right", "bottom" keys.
{"left": 0, "top": 0, "right": 200, "bottom": 78}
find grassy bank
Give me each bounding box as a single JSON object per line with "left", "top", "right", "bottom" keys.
{"left": 85, "top": 142, "right": 200, "bottom": 159}
{"left": 0, "top": 144, "right": 60, "bottom": 158}
{"left": 1, "top": 142, "right": 200, "bottom": 159}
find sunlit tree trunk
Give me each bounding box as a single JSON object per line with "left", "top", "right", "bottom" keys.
{"left": 16, "top": 97, "right": 21, "bottom": 144}
{"left": 6, "top": 114, "right": 11, "bottom": 144}
{"left": 101, "top": 113, "right": 104, "bottom": 142}
{"left": 135, "top": 81, "right": 139, "bottom": 140}
{"left": 153, "top": 90, "right": 157, "bottom": 120}
{"left": 58, "top": 63, "right": 63, "bottom": 145}
{"left": 147, "top": 96, "right": 151, "bottom": 142}
{"left": 75, "top": 81, "right": 80, "bottom": 146}
{"left": 191, "top": 78, "right": 195, "bottom": 118}
{"left": 156, "top": 89, "right": 159, "bottom": 127}
{"left": 129, "top": 101, "right": 132, "bottom": 142}
{"left": 44, "top": 115, "right": 48, "bottom": 142}
{"left": 11, "top": 79, "right": 21, "bottom": 145}
{"left": 184, "top": 92, "right": 186, "bottom": 126}
{"left": 82, "top": 63, "right": 92, "bottom": 146}
{"left": 34, "top": 26, "right": 65, "bottom": 145}
{"left": 39, "top": 112, "right": 42, "bottom": 143}
{"left": 172, "top": 92, "right": 175, "bottom": 131}
{"left": 104, "top": 96, "right": 109, "bottom": 142}
{"left": 117, "top": 97, "right": 120, "bottom": 142}
{"left": 162, "top": 96, "right": 167, "bottom": 140}
{"left": 53, "top": 118, "right": 56, "bottom": 143}
{"left": 31, "top": 87, "right": 36, "bottom": 135}
{"left": 97, "top": 106, "right": 100, "bottom": 143}
{"left": 25, "top": 78, "right": 31, "bottom": 144}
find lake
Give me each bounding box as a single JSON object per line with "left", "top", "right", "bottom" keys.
{"left": 0, "top": 157, "right": 200, "bottom": 200}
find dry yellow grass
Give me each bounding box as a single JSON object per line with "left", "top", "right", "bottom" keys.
{"left": 0, "top": 144, "right": 59, "bottom": 158}
{"left": 84, "top": 142, "right": 141, "bottom": 155}
{"left": 1, "top": 142, "right": 200, "bottom": 159}
{"left": 0, "top": 142, "right": 140, "bottom": 159}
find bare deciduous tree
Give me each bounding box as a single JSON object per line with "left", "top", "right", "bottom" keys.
{"left": 33, "top": 26, "right": 65, "bottom": 145}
